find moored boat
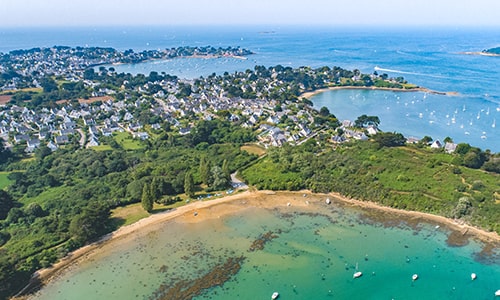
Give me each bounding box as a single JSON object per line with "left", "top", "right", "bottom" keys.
{"left": 471, "top": 273, "right": 477, "bottom": 280}
{"left": 353, "top": 271, "right": 363, "bottom": 278}
{"left": 412, "top": 274, "right": 418, "bottom": 281}
{"left": 495, "top": 289, "right": 500, "bottom": 297}
{"left": 272, "top": 291, "right": 279, "bottom": 299}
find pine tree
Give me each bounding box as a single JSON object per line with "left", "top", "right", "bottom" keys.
{"left": 151, "top": 177, "right": 163, "bottom": 200}
{"left": 211, "top": 166, "right": 229, "bottom": 191}
{"left": 199, "top": 156, "right": 210, "bottom": 185}
{"left": 222, "top": 159, "right": 231, "bottom": 182}
{"left": 141, "top": 183, "right": 154, "bottom": 212}
{"left": 184, "top": 172, "right": 195, "bottom": 198}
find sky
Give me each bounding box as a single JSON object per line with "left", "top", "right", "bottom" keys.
{"left": 2, "top": 0, "right": 500, "bottom": 27}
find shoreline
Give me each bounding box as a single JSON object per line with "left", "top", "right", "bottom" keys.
{"left": 18, "top": 190, "right": 499, "bottom": 298}
{"left": 461, "top": 51, "right": 500, "bottom": 57}
{"left": 299, "top": 85, "right": 458, "bottom": 99}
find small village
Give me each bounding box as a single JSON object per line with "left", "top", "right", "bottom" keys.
{"left": 0, "top": 46, "right": 375, "bottom": 153}
{"left": 0, "top": 45, "right": 456, "bottom": 155}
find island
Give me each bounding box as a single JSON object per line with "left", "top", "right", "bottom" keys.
{"left": 462, "top": 46, "right": 500, "bottom": 57}
{"left": 0, "top": 45, "right": 498, "bottom": 299}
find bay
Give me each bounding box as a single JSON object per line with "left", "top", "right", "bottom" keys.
{"left": 31, "top": 195, "right": 500, "bottom": 300}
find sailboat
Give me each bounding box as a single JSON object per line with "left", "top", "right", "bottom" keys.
{"left": 353, "top": 262, "right": 363, "bottom": 278}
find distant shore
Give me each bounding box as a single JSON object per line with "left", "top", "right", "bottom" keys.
{"left": 461, "top": 51, "right": 500, "bottom": 57}
{"left": 300, "top": 86, "right": 458, "bottom": 99}
{"left": 18, "top": 189, "right": 499, "bottom": 298}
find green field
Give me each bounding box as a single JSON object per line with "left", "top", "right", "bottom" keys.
{"left": 114, "top": 131, "right": 145, "bottom": 150}
{"left": 0, "top": 172, "right": 13, "bottom": 190}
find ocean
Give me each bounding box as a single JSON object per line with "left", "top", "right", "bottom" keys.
{"left": 1, "top": 26, "right": 499, "bottom": 299}
{"left": 31, "top": 195, "right": 500, "bottom": 300}
{"left": 0, "top": 26, "right": 499, "bottom": 151}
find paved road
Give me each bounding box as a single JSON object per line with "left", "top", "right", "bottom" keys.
{"left": 230, "top": 172, "right": 248, "bottom": 189}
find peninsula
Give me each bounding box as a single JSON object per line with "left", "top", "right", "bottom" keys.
{"left": 0, "top": 45, "right": 499, "bottom": 299}
{"left": 462, "top": 46, "right": 500, "bottom": 57}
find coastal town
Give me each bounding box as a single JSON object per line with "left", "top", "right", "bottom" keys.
{"left": 0, "top": 45, "right": 499, "bottom": 300}
{"left": 0, "top": 45, "right": 411, "bottom": 154}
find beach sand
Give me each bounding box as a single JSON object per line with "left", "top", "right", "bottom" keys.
{"left": 299, "top": 86, "right": 456, "bottom": 99}
{"left": 17, "top": 190, "right": 500, "bottom": 298}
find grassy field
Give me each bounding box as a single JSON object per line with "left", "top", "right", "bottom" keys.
{"left": 0, "top": 172, "right": 13, "bottom": 190}
{"left": 92, "top": 144, "right": 113, "bottom": 151}
{"left": 110, "top": 203, "right": 150, "bottom": 227}
{"left": 114, "top": 131, "right": 145, "bottom": 150}
{"left": 0, "top": 88, "right": 42, "bottom": 95}
{"left": 241, "top": 144, "right": 267, "bottom": 156}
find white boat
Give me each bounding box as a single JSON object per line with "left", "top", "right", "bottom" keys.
{"left": 272, "top": 292, "right": 279, "bottom": 299}
{"left": 412, "top": 274, "right": 419, "bottom": 281}
{"left": 353, "top": 271, "right": 363, "bottom": 278}
{"left": 471, "top": 273, "right": 477, "bottom": 280}
{"left": 492, "top": 119, "right": 496, "bottom": 128}
{"left": 495, "top": 289, "right": 500, "bottom": 297}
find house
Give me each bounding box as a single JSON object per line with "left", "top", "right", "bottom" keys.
{"left": 331, "top": 135, "right": 346, "bottom": 143}
{"left": 444, "top": 142, "right": 458, "bottom": 154}
{"left": 47, "top": 141, "right": 59, "bottom": 151}
{"left": 55, "top": 135, "right": 70, "bottom": 145}
{"left": 248, "top": 114, "right": 259, "bottom": 124}
{"left": 179, "top": 127, "right": 191, "bottom": 135}
{"left": 366, "top": 125, "right": 379, "bottom": 135}
{"left": 89, "top": 126, "right": 99, "bottom": 136}
{"left": 27, "top": 138, "right": 41, "bottom": 149}
{"left": 128, "top": 122, "right": 142, "bottom": 132}
{"left": 134, "top": 132, "right": 149, "bottom": 140}
{"left": 14, "top": 134, "right": 29, "bottom": 144}
{"left": 86, "top": 135, "right": 99, "bottom": 147}
{"left": 267, "top": 115, "right": 280, "bottom": 124}
{"left": 430, "top": 140, "right": 442, "bottom": 149}
{"left": 101, "top": 128, "right": 113, "bottom": 137}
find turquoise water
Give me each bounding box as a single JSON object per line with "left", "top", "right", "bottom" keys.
{"left": 32, "top": 200, "right": 500, "bottom": 300}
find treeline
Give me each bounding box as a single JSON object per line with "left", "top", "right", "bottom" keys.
{"left": 0, "top": 119, "right": 256, "bottom": 299}
{"left": 241, "top": 137, "right": 500, "bottom": 233}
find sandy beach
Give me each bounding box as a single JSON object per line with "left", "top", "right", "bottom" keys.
{"left": 19, "top": 189, "right": 500, "bottom": 298}
{"left": 299, "top": 86, "right": 457, "bottom": 100}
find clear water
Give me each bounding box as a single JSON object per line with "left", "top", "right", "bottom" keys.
{"left": 31, "top": 200, "right": 500, "bottom": 300}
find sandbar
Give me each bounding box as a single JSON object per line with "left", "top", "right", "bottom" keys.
{"left": 299, "top": 86, "right": 457, "bottom": 99}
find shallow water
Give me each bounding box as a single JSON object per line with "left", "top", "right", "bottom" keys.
{"left": 32, "top": 200, "right": 500, "bottom": 300}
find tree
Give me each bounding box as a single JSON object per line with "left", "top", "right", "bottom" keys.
{"left": 184, "top": 172, "right": 194, "bottom": 198}
{"left": 452, "top": 196, "right": 472, "bottom": 219}
{"left": 373, "top": 132, "right": 406, "bottom": 147}
{"left": 443, "top": 136, "right": 453, "bottom": 144}
{"left": 150, "top": 177, "right": 164, "bottom": 200}
{"left": 141, "top": 183, "right": 154, "bottom": 212}
{"left": 35, "top": 145, "right": 52, "bottom": 160}
{"left": 69, "top": 202, "right": 110, "bottom": 244}
{"left": 222, "top": 159, "right": 231, "bottom": 182}
{"left": 40, "top": 77, "right": 58, "bottom": 93}
{"left": 0, "top": 191, "right": 14, "bottom": 220}
{"left": 319, "top": 106, "right": 330, "bottom": 117}
{"left": 420, "top": 136, "right": 433, "bottom": 144}
{"left": 199, "top": 156, "right": 211, "bottom": 185}
{"left": 210, "top": 166, "right": 230, "bottom": 191}
{"left": 354, "top": 114, "right": 380, "bottom": 128}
